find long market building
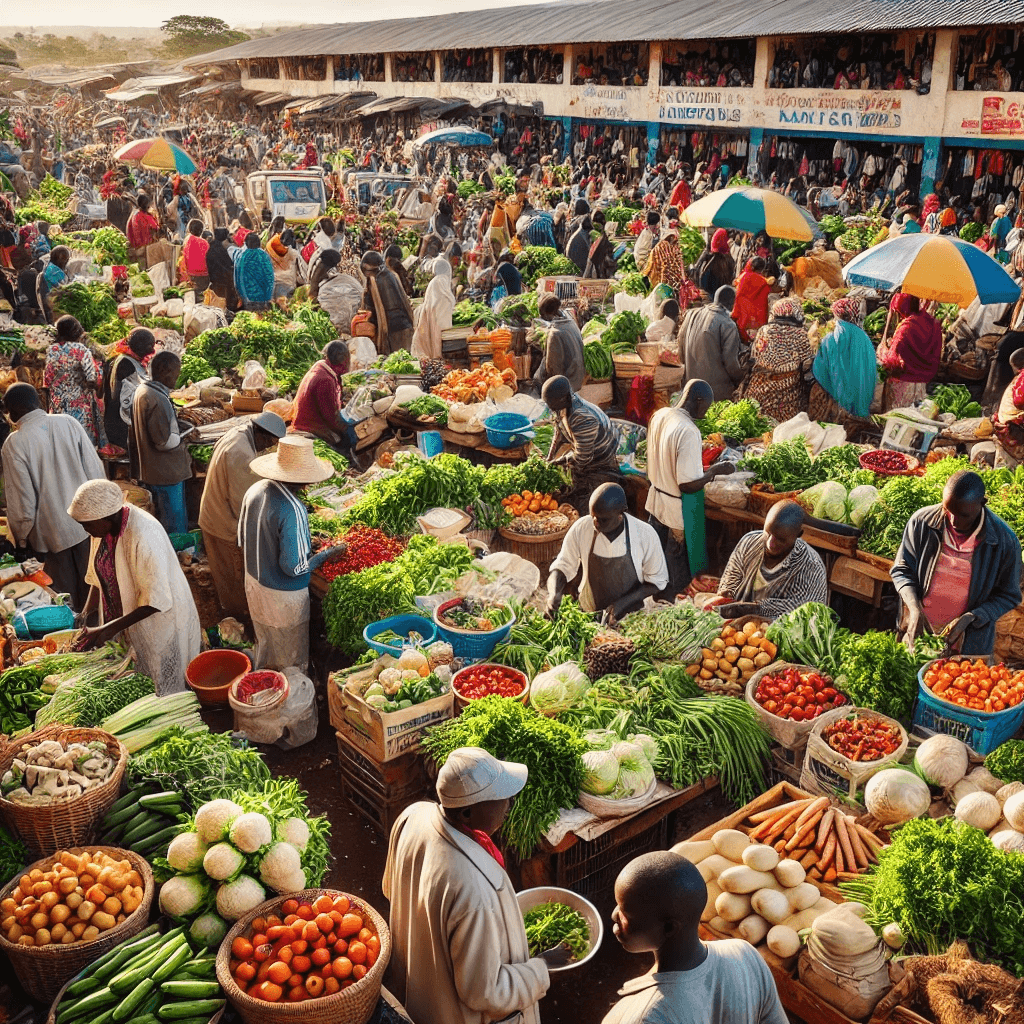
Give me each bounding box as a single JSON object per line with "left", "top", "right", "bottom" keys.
{"left": 188, "top": 0, "right": 1024, "bottom": 202}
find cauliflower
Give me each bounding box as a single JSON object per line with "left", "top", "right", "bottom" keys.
{"left": 216, "top": 875, "right": 265, "bottom": 921}
{"left": 166, "top": 831, "right": 208, "bottom": 874}
{"left": 203, "top": 842, "right": 244, "bottom": 881}
{"left": 189, "top": 912, "right": 228, "bottom": 949}
{"left": 194, "top": 799, "right": 243, "bottom": 843}
{"left": 280, "top": 868, "right": 306, "bottom": 893}
{"left": 229, "top": 811, "right": 273, "bottom": 853}
{"left": 159, "top": 874, "right": 209, "bottom": 920}
{"left": 277, "top": 817, "right": 309, "bottom": 852}
{"left": 259, "top": 841, "right": 303, "bottom": 892}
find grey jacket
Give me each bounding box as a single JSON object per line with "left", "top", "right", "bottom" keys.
{"left": 890, "top": 504, "right": 1022, "bottom": 655}
{"left": 678, "top": 302, "right": 747, "bottom": 402}
{"left": 535, "top": 315, "right": 585, "bottom": 391}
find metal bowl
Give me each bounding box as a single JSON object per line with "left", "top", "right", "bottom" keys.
{"left": 515, "top": 886, "right": 603, "bottom": 972}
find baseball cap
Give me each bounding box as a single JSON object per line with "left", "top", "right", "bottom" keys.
{"left": 436, "top": 747, "right": 528, "bottom": 809}
{"left": 251, "top": 410, "right": 287, "bottom": 438}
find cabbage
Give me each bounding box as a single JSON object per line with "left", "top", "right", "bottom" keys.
{"left": 529, "top": 662, "right": 590, "bottom": 713}
{"left": 581, "top": 750, "right": 619, "bottom": 795}
{"left": 914, "top": 735, "right": 969, "bottom": 789}
{"left": 864, "top": 768, "right": 931, "bottom": 824}
{"left": 801, "top": 481, "right": 847, "bottom": 522}
{"left": 848, "top": 485, "right": 879, "bottom": 527}
{"left": 610, "top": 740, "right": 655, "bottom": 799}
{"left": 584, "top": 729, "right": 617, "bottom": 751}
{"left": 610, "top": 741, "right": 647, "bottom": 767}
{"left": 629, "top": 733, "right": 659, "bottom": 764}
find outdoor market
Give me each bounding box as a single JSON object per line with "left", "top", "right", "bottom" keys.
{"left": 3, "top": 4, "right": 1024, "bottom": 1024}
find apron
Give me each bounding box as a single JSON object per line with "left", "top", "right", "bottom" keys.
{"left": 581, "top": 521, "right": 641, "bottom": 614}
{"left": 682, "top": 491, "right": 708, "bottom": 577}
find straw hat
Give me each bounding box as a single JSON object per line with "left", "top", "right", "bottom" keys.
{"left": 249, "top": 435, "right": 333, "bottom": 484}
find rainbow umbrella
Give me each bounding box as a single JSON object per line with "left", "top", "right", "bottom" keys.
{"left": 682, "top": 186, "right": 813, "bottom": 241}
{"left": 114, "top": 138, "right": 197, "bottom": 175}
{"left": 843, "top": 233, "right": 1021, "bottom": 307}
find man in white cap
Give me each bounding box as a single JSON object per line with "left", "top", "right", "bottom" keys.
{"left": 67, "top": 478, "right": 201, "bottom": 694}
{"left": 383, "top": 747, "right": 569, "bottom": 1024}
{"left": 198, "top": 411, "right": 287, "bottom": 620}
{"left": 237, "top": 435, "right": 347, "bottom": 671}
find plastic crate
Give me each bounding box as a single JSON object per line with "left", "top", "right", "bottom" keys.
{"left": 554, "top": 817, "right": 668, "bottom": 901}
{"left": 339, "top": 772, "right": 427, "bottom": 836}
{"left": 335, "top": 727, "right": 428, "bottom": 798}
{"left": 913, "top": 667, "right": 1024, "bottom": 754}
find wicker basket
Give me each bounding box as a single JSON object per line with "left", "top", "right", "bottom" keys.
{"left": 465, "top": 528, "right": 496, "bottom": 548}
{"left": 0, "top": 726, "right": 128, "bottom": 859}
{"left": 215, "top": 888, "right": 391, "bottom": 1024}
{"left": 833, "top": 237, "right": 861, "bottom": 266}
{"left": 951, "top": 358, "right": 987, "bottom": 381}
{"left": 748, "top": 484, "right": 800, "bottom": 518}
{"left": 0, "top": 845, "right": 154, "bottom": 1004}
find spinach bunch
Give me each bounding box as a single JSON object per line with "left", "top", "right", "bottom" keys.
{"left": 985, "top": 739, "right": 1024, "bottom": 785}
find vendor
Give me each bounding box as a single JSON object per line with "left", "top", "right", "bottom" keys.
{"left": 291, "top": 341, "right": 351, "bottom": 450}
{"left": 103, "top": 328, "right": 155, "bottom": 453}
{"left": 360, "top": 251, "right": 416, "bottom": 355}
{"left": 533, "top": 294, "right": 585, "bottom": 391}
{"left": 715, "top": 500, "right": 828, "bottom": 620}
{"left": 67, "top": 479, "right": 202, "bottom": 695}
{"left": 542, "top": 375, "right": 622, "bottom": 511}
{"left": 237, "top": 436, "right": 348, "bottom": 672}
{"left": 198, "top": 411, "right": 287, "bottom": 620}
{"left": 547, "top": 482, "right": 669, "bottom": 622}
{"left": 646, "top": 381, "right": 736, "bottom": 595}
{"left": 383, "top": 747, "right": 568, "bottom": 1024}
{"left": 891, "top": 470, "right": 1021, "bottom": 656}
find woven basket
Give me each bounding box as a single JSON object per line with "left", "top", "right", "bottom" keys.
{"left": 215, "top": 888, "right": 391, "bottom": 1024}
{"left": 465, "top": 528, "right": 496, "bottom": 548}
{"left": 833, "top": 237, "right": 861, "bottom": 266}
{"left": 47, "top": 974, "right": 225, "bottom": 1024}
{"left": 0, "top": 845, "right": 154, "bottom": 1004}
{"left": 951, "top": 358, "right": 987, "bottom": 381}
{"left": 748, "top": 484, "right": 800, "bottom": 518}
{"left": 0, "top": 726, "right": 128, "bottom": 859}
{"left": 498, "top": 504, "right": 578, "bottom": 574}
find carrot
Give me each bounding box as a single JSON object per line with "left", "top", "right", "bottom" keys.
{"left": 748, "top": 799, "right": 812, "bottom": 826}
{"left": 808, "top": 866, "right": 823, "bottom": 881}
{"left": 819, "top": 831, "right": 837, "bottom": 871}
{"left": 762, "top": 804, "right": 808, "bottom": 845}
{"left": 794, "top": 796, "right": 829, "bottom": 829}
{"left": 834, "top": 837, "right": 846, "bottom": 874}
{"left": 845, "top": 818, "right": 870, "bottom": 870}
{"left": 798, "top": 849, "right": 818, "bottom": 869}
{"left": 856, "top": 825, "right": 885, "bottom": 850}
{"left": 787, "top": 808, "right": 825, "bottom": 850}
{"left": 814, "top": 809, "right": 835, "bottom": 854}
{"left": 823, "top": 866, "right": 838, "bottom": 882}
{"left": 836, "top": 871, "right": 862, "bottom": 882}
{"left": 782, "top": 822, "right": 798, "bottom": 840}
{"left": 774, "top": 839, "right": 788, "bottom": 854}
{"left": 834, "top": 813, "right": 857, "bottom": 874}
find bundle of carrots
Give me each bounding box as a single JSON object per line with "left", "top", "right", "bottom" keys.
{"left": 744, "top": 796, "right": 886, "bottom": 884}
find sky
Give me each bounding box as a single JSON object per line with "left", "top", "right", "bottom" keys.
{"left": 10, "top": 0, "right": 548, "bottom": 30}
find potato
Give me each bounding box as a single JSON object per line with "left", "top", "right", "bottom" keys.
{"left": 1, "top": 915, "right": 13, "bottom": 932}
{"left": 699, "top": 668, "right": 714, "bottom": 680}
{"left": 6, "top": 923, "right": 23, "bottom": 942}
{"left": 50, "top": 923, "right": 67, "bottom": 941}
{"left": 76, "top": 900, "right": 96, "bottom": 921}
{"left": 767, "top": 924, "right": 801, "bottom": 958}
{"left": 91, "top": 912, "right": 116, "bottom": 932}
{"left": 672, "top": 840, "right": 716, "bottom": 864}
{"left": 742, "top": 620, "right": 760, "bottom": 635}
{"left": 761, "top": 640, "right": 778, "bottom": 659}
{"left": 701, "top": 647, "right": 716, "bottom": 660}
{"left": 738, "top": 913, "right": 771, "bottom": 945}
{"left": 85, "top": 885, "right": 107, "bottom": 906}
{"left": 17, "top": 935, "right": 34, "bottom": 947}
{"left": 18, "top": 875, "right": 32, "bottom": 894}
{"left": 754, "top": 652, "right": 773, "bottom": 668}
{"left": 78, "top": 874, "right": 95, "bottom": 889}
{"left": 710, "top": 638, "right": 726, "bottom": 652}
{"left": 70, "top": 921, "right": 86, "bottom": 938}
{"left": 702, "top": 658, "right": 718, "bottom": 672}
{"left": 102, "top": 897, "right": 121, "bottom": 916}
{"left": 40, "top": 892, "right": 59, "bottom": 912}
{"left": 30, "top": 911, "right": 48, "bottom": 931}
{"left": 59, "top": 853, "right": 78, "bottom": 870}
{"left": 702, "top": 880, "right": 723, "bottom": 922}
{"left": 31, "top": 881, "right": 52, "bottom": 897}
{"left": 58, "top": 876, "right": 79, "bottom": 895}
{"left": 707, "top": 916, "right": 736, "bottom": 935}
{"left": 28, "top": 869, "right": 43, "bottom": 883}
{"left": 713, "top": 829, "right": 751, "bottom": 860}
{"left": 742, "top": 844, "right": 780, "bottom": 872}
{"left": 722, "top": 625, "right": 736, "bottom": 639}
{"left": 34, "top": 927, "right": 51, "bottom": 946}
{"left": 81, "top": 925, "right": 100, "bottom": 942}
{"left": 685, "top": 663, "right": 700, "bottom": 677}
{"left": 785, "top": 882, "right": 820, "bottom": 912}
{"left": 121, "top": 889, "right": 142, "bottom": 915}
{"left": 0, "top": 898, "right": 14, "bottom": 915}
{"left": 751, "top": 889, "right": 792, "bottom": 926}
{"left": 724, "top": 646, "right": 740, "bottom": 663}
{"left": 774, "top": 860, "right": 806, "bottom": 888}
{"left": 737, "top": 657, "right": 755, "bottom": 672}
{"left": 700, "top": 854, "right": 739, "bottom": 879}
{"left": 741, "top": 645, "right": 759, "bottom": 660}
{"left": 127, "top": 871, "right": 143, "bottom": 888}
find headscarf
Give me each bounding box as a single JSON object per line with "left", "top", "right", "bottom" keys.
{"left": 769, "top": 297, "right": 804, "bottom": 323}
{"left": 711, "top": 228, "right": 729, "bottom": 254}
{"left": 922, "top": 194, "right": 940, "bottom": 218}
{"left": 831, "top": 297, "right": 863, "bottom": 326}
{"left": 494, "top": 260, "right": 523, "bottom": 295}
{"left": 269, "top": 234, "right": 288, "bottom": 257}
{"left": 890, "top": 292, "right": 918, "bottom": 318}
{"left": 940, "top": 208, "right": 957, "bottom": 228}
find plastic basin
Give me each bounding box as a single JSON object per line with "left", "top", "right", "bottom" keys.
{"left": 484, "top": 413, "right": 535, "bottom": 449}
{"left": 186, "top": 649, "right": 251, "bottom": 705}
{"left": 363, "top": 614, "right": 437, "bottom": 657}
{"left": 515, "top": 887, "right": 603, "bottom": 972}
{"left": 451, "top": 664, "right": 529, "bottom": 711}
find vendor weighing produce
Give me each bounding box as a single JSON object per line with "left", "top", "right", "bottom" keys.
{"left": 547, "top": 482, "right": 669, "bottom": 622}
{"left": 892, "top": 469, "right": 1022, "bottom": 655}
{"left": 383, "top": 747, "right": 570, "bottom": 1024}
{"left": 542, "top": 375, "right": 622, "bottom": 513}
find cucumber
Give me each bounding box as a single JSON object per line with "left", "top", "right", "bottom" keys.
{"left": 92, "top": 927, "right": 163, "bottom": 982}
{"left": 112, "top": 977, "right": 155, "bottom": 1021}
{"left": 63, "top": 975, "right": 103, "bottom": 999}
{"left": 151, "top": 939, "right": 195, "bottom": 984}
{"left": 103, "top": 802, "right": 142, "bottom": 829}
{"left": 133, "top": 824, "right": 183, "bottom": 855}
{"left": 120, "top": 812, "right": 168, "bottom": 845}
{"left": 130, "top": 1016, "right": 161, "bottom": 1024}
{"left": 56, "top": 987, "right": 118, "bottom": 1024}
{"left": 108, "top": 784, "right": 146, "bottom": 814}
{"left": 156, "top": 1000, "right": 226, "bottom": 1020}
{"left": 108, "top": 945, "right": 167, "bottom": 994}
{"left": 159, "top": 980, "right": 222, "bottom": 998}
{"left": 138, "top": 791, "right": 182, "bottom": 809}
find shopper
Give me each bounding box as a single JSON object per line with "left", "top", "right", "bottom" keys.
{"left": 808, "top": 297, "right": 878, "bottom": 424}
{"left": 678, "top": 285, "right": 746, "bottom": 401}
{"left": 738, "top": 298, "right": 813, "bottom": 422}
{"left": 44, "top": 314, "right": 103, "bottom": 446}
{"left": 534, "top": 293, "right": 585, "bottom": 390}
{"left": 877, "top": 292, "right": 942, "bottom": 410}
{"left": 360, "top": 250, "right": 416, "bottom": 355}
{"left": 103, "top": 327, "right": 154, "bottom": 452}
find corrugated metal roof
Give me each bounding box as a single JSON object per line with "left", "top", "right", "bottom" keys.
{"left": 187, "top": 0, "right": 1024, "bottom": 66}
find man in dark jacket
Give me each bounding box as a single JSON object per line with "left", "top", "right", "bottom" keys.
{"left": 891, "top": 470, "right": 1021, "bottom": 656}
{"left": 534, "top": 295, "right": 585, "bottom": 391}
{"left": 360, "top": 250, "right": 415, "bottom": 354}
{"left": 677, "top": 286, "right": 746, "bottom": 401}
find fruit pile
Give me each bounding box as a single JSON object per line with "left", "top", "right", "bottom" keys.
{"left": 753, "top": 667, "right": 848, "bottom": 722}
{"left": 923, "top": 658, "right": 1024, "bottom": 714}
{"left": 822, "top": 713, "right": 903, "bottom": 761}
{"left": 502, "top": 490, "right": 560, "bottom": 515}
{"left": 229, "top": 893, "right": 381, "bottom": 1003}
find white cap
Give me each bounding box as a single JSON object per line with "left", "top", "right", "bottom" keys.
{"left": 436, "top": 747, "right": 528, "bottom": 809}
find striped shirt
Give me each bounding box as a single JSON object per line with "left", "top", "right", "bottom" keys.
{"left": 719, "top": 531, "right": 827, "bottom": 620}
{"left": 550, "top": 394, "right": 620, "bottom": 472}
{"left": 519, "top": 212, "right": 558, "bottom": 249}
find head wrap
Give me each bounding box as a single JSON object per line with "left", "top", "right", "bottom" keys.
{"left": 67, "top": 480, "right": 125, "bottom": 522}
{"left": 890, "top": 292, "right": 919, "bottom": 317}
{"left": 831, "top": 297, "right": 863, "bottom": 326}
{"left": 269, "top": 234, "right": 288, "bottom": 257}
{"left": 922, "top": 194, "right": 940, "bottom": 218}
{"left": 770, "top": 297, "right": 805, "bottom": 323}
{"left": 711, "top": 228, "right": 729, "bottom": 254}
{"left": 940, "top": 208, "right": 957, "bottom": 228}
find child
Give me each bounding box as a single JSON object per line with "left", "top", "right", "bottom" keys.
{"left": 602, "top": 851, "right": 788, "bottom": 1024}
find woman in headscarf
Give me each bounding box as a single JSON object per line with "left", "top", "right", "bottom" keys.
{"left": 993, "top": 349, "right": 1024, "bottom": 467}
{"left": 938, "top": 207, "right": 959, "bottom": 236}
{"left": 641, "top": 227, "right": 685, "bottom": 291}
{"left": 565, "top": 216, "right": 592, "bottom": 274}
{"left": 44, "top": 315, "right": 103, "bottom": 445}
{"left": 268, "top": 229, "right": 298, "bottom": 299}
{"left": 877, "top": 292, "right": 942, "bottom": 410}
{"left": 731, "top": 256, "right": 772, "bottom": 341}
{"left": 261, "top": 214, "right": 285, "bottom": 247}
{"left": 694, "top": 228, "right": 735, "bottom": 297}
{"left": 206, "top": 227, "right": 239, "bottom": 311}
{"left": 490, "top": 253, "right": 523, "bottom": 310}
{"left": 808, "top": 298, "right": 877, "bottom": 425}
{"left": 737, "top": 297, "right": 813, "bottom": 422}
{"left": 584, "top": 213, "right": 617, "bottom": 279}
{"left": 922, "top": 193, "right": 941, "bottom": 234}
{"left": 412, "top": 257, "right": 456, "bottom": 361}
{"left": 384, "top": 243, "right": 413, "bottom": 296}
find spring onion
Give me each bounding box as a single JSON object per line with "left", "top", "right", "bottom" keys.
{"left": 101, "top": 691, "right": 206, "bottom": 753}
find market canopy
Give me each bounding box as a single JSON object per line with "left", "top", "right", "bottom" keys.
{"left": 843, "top": 233, "right": 1022, "bottom": 307}
{"left": 413, "top": 126, "right": 494, "bottom": 149}
{"left": 114, "top": 137, "right": 198, "bottom": 174}
{"left": 682, "top": 186, "right": 814, "bottom": 242}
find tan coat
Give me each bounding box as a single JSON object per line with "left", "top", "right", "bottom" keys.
{"left": 382, "top": 802, "right": 549, "bottom": 1024}
{"left": 198, "top": 422, "right": 260, "bottom": 542}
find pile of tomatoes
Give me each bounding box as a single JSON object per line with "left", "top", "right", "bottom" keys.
{"left": 823, "top": 714, "right": 903, "bottom": 761}
{"left": 452, "top": 664, "right": 527, "bottom": 701}
{"left": 923, "top": 658, "right": 1024, "bottom": 714}
{"left": 501, "top": 491, "right": 560, "bottom": 517}
{"left": 229, "top": 893, "right": 380, "bottom": 1004}
{"left": 317, "top": 527, "right": 405, "bottom": 582}
{"left": 753, "top": 667, "right": 847, "bottom": 722}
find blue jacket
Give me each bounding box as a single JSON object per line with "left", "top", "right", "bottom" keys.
{"left": 890, "top": 504, "right": 1022, "bottom": 655}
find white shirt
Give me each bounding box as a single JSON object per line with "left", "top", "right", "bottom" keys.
{"left": 645, "top": 408, "right": 704, "bottom": 531}
{"left": 550, "top": 514, "right": 669, "bottom": 611}
{"left": 601, "top": 940, "right": 789, "bottom": 1024}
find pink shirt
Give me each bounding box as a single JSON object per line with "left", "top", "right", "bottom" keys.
{"left": 922, "top": 520, "right": 980, "bottom": 634}
{"left": 182, "top": 234, "right": 209, "bottom": 276}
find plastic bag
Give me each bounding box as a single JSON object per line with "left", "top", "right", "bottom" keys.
{"left": 613, "top": 291, "right": 644, "bottom": 314}
{"left": 344, "top": 385, "right": 377, "bottom": 422}
{"left": 705, "top": 475, "right": 752, "bottom": 508}
{"left": 318, "top": 273, "right": 363, "bottom": 334}
{"left": 347, "top": 335, "right": 378, "bottom": 370}
{"left": 241, "top": 360, "right": 267, "bottom": 390}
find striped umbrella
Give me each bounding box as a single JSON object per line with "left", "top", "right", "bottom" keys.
{"left": 843, "top": 233, "right": 1021, "bottom": 306}
{"left": 682, "top": 186, "right": 814, "bottom": 241}
{"left": 114, "top": 138, "right": 197, "bottom": 175}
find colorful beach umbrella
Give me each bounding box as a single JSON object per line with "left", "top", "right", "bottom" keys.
{"left": 843, "top": 233, "right": 1021, "bottom": 307}
{"left": 114, "top": 138, "right": 197, "bottom": 175}
{"left": 682, "top": 186, "right": 813, "bottom": 241}
{"left": 413, "top": 126, "right": 494, "bottom": 149}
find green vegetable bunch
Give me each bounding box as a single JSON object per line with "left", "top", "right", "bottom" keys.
{"left": 858, "top": 476, "right": 941, "bottom": 559}
{"left": 516, "top": 247, "right": 578, "bottom": 287}
{"left": 604, "top": 202, "right": 640, "bottom": 229}
{"left": 457, "top": 179, "right": 485, "bottom": 199}
{"left": 818, "top": 215, "right": 847, "bottom": 243}
{"left": 423, "top": 695, "right": 586, "bottom": 858}
{"left": 177, "top": 350, "right": 217, "bottom": 387}
{"left": 582, "top": 340, "right": 614, "bottom": 380}
{"left": 931, "top": 384, "right": 982, "bottom": 419}
{"left": 677, "top": 226, "right": 705, "bottom": 266}
{"left": 619, "top": 272, "right": 647, "bottom": 296}
{"left": 479, "top": 454, "right": 569, "bottom": 505}
{"left": 739, "top": 438, "right": 819, "bottom": 492}
{"left": 495, "top": 172, "right": 516, "bottom": 196}
{"left": 380, "top": 349, "right": 419, "bottom": 374}
{"left": 38, "top": 175, "right": 74, "bottom": 207}
{"left": 489, "top": 597, "right": 600, "bottom": 676}
{"left": 402, "top": 395, "right": 449, "bottom": 425}
{"left": 291, "top": 303, "right": 336, "bottom": 345}
{"left": 765, "top": 603, "right": 850, "bottom": 678}
{"left": 311, "top": 439, "right": 347, "bottom": 478}
{"left": 453, "top": 300, "right": 496, "bottom": 327}
{"left": 602, "top": 310, "right": 648, "bottom": 351}
{"left": 835, "top": 630, "right": 922, "bottom": 720}
{"left": 90, "top": 227, "right": 129, "bottom": 267}
{"left": 959, "top": 222, "right": 985, "bottom": 244}
{"left": 864, "top": 308, "right": 887, "bottom": 339}
{"left": 524, "top": 903, "right": 589, "bottom": 960}
{"left": 0, "top": 823, "right": 27, "bottom": 885}
{"left": 497, "top": 291, "right": 540, "bottom": 327}
{"left": 697, "top": 399, "right": 769, "bottom": 440}
{"left": 52, "top": 281, "right": 118, "bottom": 331}
{"left": 985, "top": 739, "right": 1024, "bottom": 785}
